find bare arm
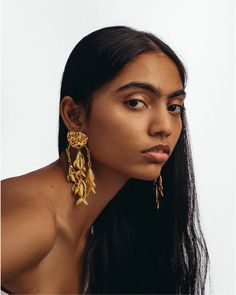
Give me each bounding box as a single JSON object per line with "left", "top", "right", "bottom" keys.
{"left": 1, "top": 178, "right": 57, "bottom": 282}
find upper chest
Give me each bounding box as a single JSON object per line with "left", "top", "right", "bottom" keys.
{"left": 3, "top": 218, "right": 91, "bottom": 294}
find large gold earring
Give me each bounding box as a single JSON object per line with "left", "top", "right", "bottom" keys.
{"left": 65, "top": 131, "right": 96, "bottom": 206}
{"left": 154, "top": 175, "right": 164, "bottom": 209}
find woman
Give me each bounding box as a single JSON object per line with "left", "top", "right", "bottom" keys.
{"left": 1, "top": 26, "right": 210, "bottom": 294}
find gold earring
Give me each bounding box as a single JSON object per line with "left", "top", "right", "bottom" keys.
{"left": 65, "top": 131, "right": 96, "bottom": 206}
{"left": 154, "top": 175, "right": 164, "bottom": 209}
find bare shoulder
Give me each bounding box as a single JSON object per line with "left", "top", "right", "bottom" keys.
{"left": 1, "top": 172, "right": 57, "bottom": 282}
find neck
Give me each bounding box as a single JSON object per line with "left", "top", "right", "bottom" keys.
{"left": 56, "top": 150, "right": 128, "bottom": 240}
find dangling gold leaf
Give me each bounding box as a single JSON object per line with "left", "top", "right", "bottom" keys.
{"left": 76, "top": 197, "right": 88, "bottom": 206}
{"left": 73, "top": 185, "right": 79, "bottom": 196}
{"left": 85, "top": 168, "right": 96, "bottom": 195}
{"left": 67, "top": 165, "right": 76, "bottom": 183}
{"left": 79, "top": 181, "right": 87, "bottom": 199}
{"left": 74, "top": 152, "right": 86, "bottom": 170}
{"left": 86, "top": 168, "right": 95, "bottom": 183}
{"left": 87, "top": 183, "right": 96, "bottom": 195}
{"left": 67, "top": 173, "right": 76, "bottom": 183}
{"left": 91, "top": 187, "right": 96, "bottom": 194}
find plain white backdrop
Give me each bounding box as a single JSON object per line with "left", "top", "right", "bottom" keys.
{"left": 1, "top": 0, "right": 235, "bottom": 294}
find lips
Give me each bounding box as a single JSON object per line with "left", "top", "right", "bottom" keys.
{"left": 142, "top": 144, "right": 170, "bottom": 155}
{"left": 142, "top": 144, "right": 170, "bottom": 163}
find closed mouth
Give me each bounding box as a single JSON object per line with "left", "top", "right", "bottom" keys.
{"left": 142, "top": 144, "right": 170, "bottom": 155}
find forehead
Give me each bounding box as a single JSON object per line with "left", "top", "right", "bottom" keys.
{"left": 96, "top": 52, "right": 183, "bottom": 96}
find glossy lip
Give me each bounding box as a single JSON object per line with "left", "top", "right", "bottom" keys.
{"left": 142, "top": 144, "right": 170, "bottom": 155}
{"left": 142, "top": 151, "right": 169, "bottom": 163}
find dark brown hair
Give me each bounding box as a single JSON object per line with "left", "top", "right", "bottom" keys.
{"left": 58, "top": 26, "right": 210, "bottom": 294}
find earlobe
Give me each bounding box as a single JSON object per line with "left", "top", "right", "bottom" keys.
{"left": 60, "top": 96, "right": 85, "bottom": 131}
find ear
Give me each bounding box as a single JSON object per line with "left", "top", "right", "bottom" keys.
{"left": 60, "top": 96, "right": 87, "bottom": 132}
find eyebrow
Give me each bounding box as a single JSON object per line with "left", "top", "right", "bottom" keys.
{"left": 115, "top": 81, "right": 186, "bottom": 99}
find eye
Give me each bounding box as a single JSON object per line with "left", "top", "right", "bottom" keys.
{"left": 168, "top": 104, "right": 185, "bottom": 114}
{"left": 124, "top": 99, "right": 147, "bottom": 109}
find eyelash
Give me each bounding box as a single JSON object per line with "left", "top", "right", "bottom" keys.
{"left": 168, "top": 104, "right": 185, "bottom": 114}
{"left": 124, "top": 99, "right": 185, "bottom": 114}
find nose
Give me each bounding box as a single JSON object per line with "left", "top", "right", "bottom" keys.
{"left": 148, "top": 105, "right": 172, "bottom": 137}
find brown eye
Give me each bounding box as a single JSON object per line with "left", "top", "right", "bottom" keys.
{"left": 125, "top": 99, "right": 147, "bottom": 109}
{"left": 168, "top": 104, "right": 185, "bottom": 114}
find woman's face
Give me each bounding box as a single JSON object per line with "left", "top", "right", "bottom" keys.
{"left": 83, "top": 52, "right": 185, "bottom": 181}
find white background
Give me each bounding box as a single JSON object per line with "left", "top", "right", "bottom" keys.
{"left": 1, "top": 1, "right": 235, "bottom": 294}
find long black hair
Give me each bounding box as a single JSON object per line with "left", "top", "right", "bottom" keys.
{"left": 58, "top": 26, "right": 210, "bottom": 294}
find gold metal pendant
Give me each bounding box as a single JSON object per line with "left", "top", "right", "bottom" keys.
{"left": 154, "top": 176, "right": 164, "bottom": 209}
{"left": 66, "top": 131, "right": 96, "bottom": 206}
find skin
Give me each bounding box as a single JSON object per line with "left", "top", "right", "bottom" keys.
{"left": 1, "top": 52, "right": 185, "bottom": 294}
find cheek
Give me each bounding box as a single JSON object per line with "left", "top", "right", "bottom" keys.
{"left": 176, "top": 118, "right": 182, "bottom": 134}
{"left": 173, "top": 119, "right": 182, "bottom": 144}
{"left": 85, "top": 107, "right": 141, "bottom": 165}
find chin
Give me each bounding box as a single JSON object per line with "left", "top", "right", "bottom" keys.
{"left": 135, "top": 175, "right": 160, "bottom": 181}
{"left": 129, "top": 168, "right": 162, "bottom": 181}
